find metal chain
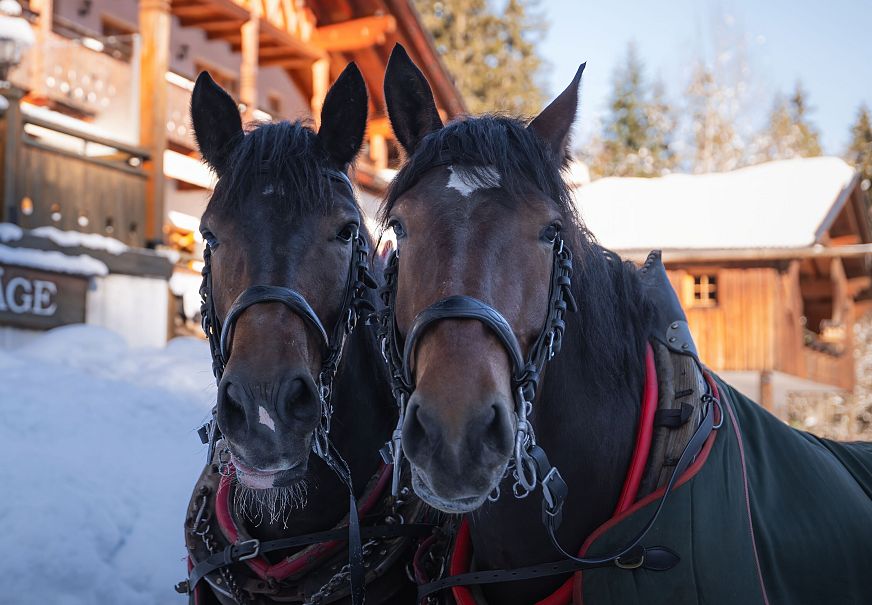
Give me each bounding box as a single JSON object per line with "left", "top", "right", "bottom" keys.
{"left": 192, "top": 492, "right": 250, "bottom": 605}
{"left": 304, "top": 539, "right": 379, "bottom": 605}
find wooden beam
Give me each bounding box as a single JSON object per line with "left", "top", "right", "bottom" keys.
{"left": 619, "top": 244, "right": 872, "bottom": 265}
{"left": 140, "top": 0, "right": 171, "bottom": 244}
{"left": 239, "top": 2, "right": 259, "bottom": 123}
{"left": 259, "top": 57, "right": 311, "bottom": 69}
{"left": 366, "top": 116, "right": 392, "bottom": 138}
{"left": 310, "top": 15, "right": 397, "bottom": 52}
{"left": 310, "top": 57, "right": 330, "bottom": 127}
{"left": 829, "top": 234, "right": 862, "bottom": 246}
{"left": 29, "top": 0, "right": 53, "bottom": 100}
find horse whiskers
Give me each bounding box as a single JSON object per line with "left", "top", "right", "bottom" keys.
{"left": 231, "top": 479, "right": 309, "bottom": 529}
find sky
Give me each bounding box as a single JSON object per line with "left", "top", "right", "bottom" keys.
{"left": 538, "top": 0, "right": 871, "bottom": 156}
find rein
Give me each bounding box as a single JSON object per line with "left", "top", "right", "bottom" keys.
{"left": 376, "top": 234, "right": 721, "bottom": 602}
{"left": 189, "top": 169, "right": 383, "bottom": 605}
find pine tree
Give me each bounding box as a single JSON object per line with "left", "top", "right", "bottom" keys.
{"left": 686, "top": 63, "right": 744, "bottom": 173}
{"left": 847, "top": 104, "right": 872, "bottom": 191}
{"left": 754, "top": 82, "right": 822, "bottom": 161}
{"left": 587, "top": 45, "right": 677, "bottom": 178}
{"left": 413, "top": 0, "right": 546, "bottom": 116}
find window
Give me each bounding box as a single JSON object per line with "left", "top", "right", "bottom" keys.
{"left": 692, "top": 274, "right": 718, "bottom": 307}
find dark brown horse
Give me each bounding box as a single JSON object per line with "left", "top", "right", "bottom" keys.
{"left": 185, "top": 64, "right": 418, "bottom": 604}
{"left": 377, "top": 45, "right": 872, "bottom": 605}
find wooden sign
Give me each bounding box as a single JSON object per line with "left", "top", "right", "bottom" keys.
{"left": 0, "top": 264, "right": 88, "bottom": 330}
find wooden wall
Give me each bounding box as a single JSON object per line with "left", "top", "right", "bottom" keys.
{"left": 666, "top": 263, "right": 854, "bottom": 390}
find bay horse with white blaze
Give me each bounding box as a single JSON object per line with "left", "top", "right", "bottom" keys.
{"left": 378, "top": 45, "right": 872, "bottom": 605}
{"left": 179, "top": 64, "right": 435, "bottom": 605}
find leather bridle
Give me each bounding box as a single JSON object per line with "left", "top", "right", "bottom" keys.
{"left": 194, "top": 169, "right": 380, "bottom": 604}
{"left": 376, "top": 234, "right": 576, "bottom": 506}
{"left": 376, "top": 230, "right": 721, "bottom": 602}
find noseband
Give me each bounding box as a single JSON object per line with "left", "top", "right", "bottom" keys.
{"left": 376, "top": 234, "right": 576, "bottom": 506}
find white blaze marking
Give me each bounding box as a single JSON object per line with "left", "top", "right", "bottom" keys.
{"left": 446, "top": 165, "right": 501, "bottom": 198}
{"left": 258, "top": 406, "right": 276, "bottom": 432}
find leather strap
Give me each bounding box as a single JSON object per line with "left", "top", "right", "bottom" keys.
{"left": 401, "top": 295, "right": 526, "bottom": 387}
{"left": 188, "top": 523, "right": 435, "bottom": 594}
{"left": 416, "top": 545, "right": 679, "bottom": 601}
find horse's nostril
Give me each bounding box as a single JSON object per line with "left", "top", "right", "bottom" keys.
{"left": 279, "top": 376, "right": 320, "bottom": 425}
{"left": 217, "top": 381, "right": 246, "bottom": 435}
{"left": 483, "top": 403, "right": 513, "bottom": 453}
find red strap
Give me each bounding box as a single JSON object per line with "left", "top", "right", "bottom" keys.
{"left": 447, "top": 344, "right": 660, "bottom": 605}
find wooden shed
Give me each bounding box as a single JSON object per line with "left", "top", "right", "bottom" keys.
{"left": 575, "top": 157, "right": 872, "bottom": 417}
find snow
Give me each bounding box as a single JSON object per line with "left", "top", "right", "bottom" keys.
{"left": 169, "top": 269, "right": 203, "bottom": 320}
{"left": 0, "top": 325, "right": 216, "bottom": 605}
{"left": 0, "top": 222, "right": 23, "bottom": 243}
{"left": 0, "top": 244, "right": 109, "bottom": 276}
{"left": 574, "top": 157, "right": 857, "bottom": 251}
{"left": 30, "top": 226, "right": 129, "bottom": 255}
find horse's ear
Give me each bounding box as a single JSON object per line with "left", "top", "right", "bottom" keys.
{"left": 191, "top": 71, "right": 243, "bottom": 176}
{"left": 384, "top": 44, "right": 443, "bottom": 155}
{"left": 318, "top": 62, "right": 368, "bottom": 168}
{"left": 528, "top": 63, "right": 585, "bottom": 160}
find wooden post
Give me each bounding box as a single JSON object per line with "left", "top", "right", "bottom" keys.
{"left": 138, "top": 0, "right": 170, "bottom": 246}
{"left": 370, "top": 133, "right": 388, "bottom": 170}
{"left": 239, "top": 3, "right": 259, "bottom": 123}
{"left": 29, "top": 0, "right": 52, "bottom": 99}
{"left": 759, "top": 370, "right": 774, "bottom": 413}
{"left": 1, "top": 88, "right": 24, "bottom": 224}
{"left": 311, "top": 57, "right": 330, "bottom": 127}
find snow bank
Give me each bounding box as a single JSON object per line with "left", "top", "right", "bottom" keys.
{"left": 30, "top": 225, "right": 129, "bottom": 255}
{"left": 0, "top": 222, "right": 23, "bottom": 243}
{"left": 0, "top": 243, "right": 109, "bottom": 276}
{"left": 0, "top": 324, "right": 216, "bottom": 605}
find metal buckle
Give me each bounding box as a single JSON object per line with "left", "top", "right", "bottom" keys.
{"left": 236, "top": 539, "right": 261, "bottom": 561}
{"left": 615, "top": 549, "right": 645, "bottom": 570}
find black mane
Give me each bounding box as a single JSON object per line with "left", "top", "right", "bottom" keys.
{"left": 380, "top": 114, "right": 652, "bottom": 392}
{"left": 207, "top": 120, "right": 336, "bottom": 215}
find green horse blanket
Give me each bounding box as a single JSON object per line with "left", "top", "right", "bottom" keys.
{"left": 576, "top": 376, "right": 872, "bottom": 604}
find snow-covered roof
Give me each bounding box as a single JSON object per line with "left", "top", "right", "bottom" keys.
{"left": 574, "top": 157, "right": 858, "bottom": 251}
{"left": 0, "top": 243, "right": 108, "bottom": 276}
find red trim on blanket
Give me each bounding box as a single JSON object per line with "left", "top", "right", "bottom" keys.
{"left": 572, "top": 378, "right": 721, "bottom": 604}
{"left": 449, "top": 344, "right": 660, "bottom": 605}
{"left": 214, "top": 462, "right": 392, "bottom": 582}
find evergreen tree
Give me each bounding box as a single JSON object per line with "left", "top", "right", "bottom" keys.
{"left": 754, "top": 82, "right": 822, "bottom": 161}
{"left": 413, "top": 0, "right": 546, "bottom": 116}
{"left": 847, "top": 104, "right": 872, "bottom": 191}
{"left": 686, "top": 63, "right": 744, "bottom": 173}
{"left": 588, "top": 45, "right": 677, "bottom": 178}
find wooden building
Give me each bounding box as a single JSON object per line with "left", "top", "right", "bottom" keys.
{"left": 0, "top": 0, "right": 464, "bottom": 344}
{"left": 575, "top": 157, "right": 872, "bottom": 417}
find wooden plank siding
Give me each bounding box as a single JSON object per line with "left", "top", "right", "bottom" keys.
{"left": 14, "top": 137, "right": 148, "bottom": 247}
{"left": 666, "top": 264, "right": 854, "bottom": 390}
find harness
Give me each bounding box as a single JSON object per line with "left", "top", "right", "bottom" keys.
{"left": 377, "top": 242, "right": 721, "bottom": 603}
{"left": 181, "top": 169, "right": 433, "bottom": 605}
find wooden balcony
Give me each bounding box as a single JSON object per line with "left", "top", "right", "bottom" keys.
{"left": 4, "top": 113, "right": 150, "bottom": 248}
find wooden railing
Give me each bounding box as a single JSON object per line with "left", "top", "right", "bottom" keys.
{"left": 5, "top": 114, "right": 150, "bottom": 248}
{"left": 10, "top": 30, "right": 137, "bottom": 134}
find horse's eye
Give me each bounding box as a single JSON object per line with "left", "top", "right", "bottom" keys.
{"left": 389, "top": 220, "right": 406, "bottom": 239}
{"left": 541, "top": 223, "right": 560, "bottom": 244}
{"left": 201, "top": 229, "right": 219, "bottom": 250}
{"left": 337, "top": 223, "right": 358, "bottom": 243}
